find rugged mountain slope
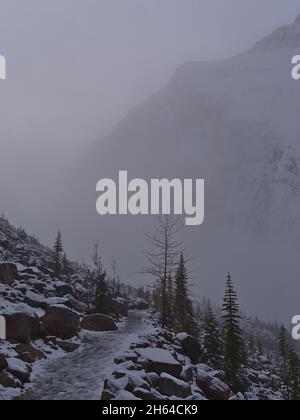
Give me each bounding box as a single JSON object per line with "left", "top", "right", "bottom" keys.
{"left": 0, "top": 216, "right": 88, "bottom": 317}
{"left": 0, "top": 216, "right": 137, "bottom": 400}
{"left": 65, "top": 14, "right": 300, "bottom": 321}
{"left": 0, "top": 217, "right": 289, "bottom": 400}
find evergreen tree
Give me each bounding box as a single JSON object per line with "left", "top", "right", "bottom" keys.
{"left": 92, "top": 243, "right": 112, "bottom": 314}
{"left": 288, "top": 349, "right": 300, "bottom": 400}
{"left": 62, "top": 253, "right": 73, "bottom": 279}
{"left": 152, "top": 283, "right": 162, "bottom": 314}
{"left": 174, "top": 253, "right": 198, "bottom": 336}
{"left": 165, "top": 274, "right": 175, "bottom": 328}
{"left": 277, "top": 326, "right": 300, "bottom": 400}
{"left": 53, "top": 230, "right": 63, "bottom": 276}
{"left": 278, "top": 325, "right": 290, "bottom": 399}
{"left": 203, "top": 305, "right": 223, "bottom": 369}
{"left": 222, "top": 273, "right": 246, "bottom": 386}
{"left": 257, "top": 340, "right": 263, "bottom": 356}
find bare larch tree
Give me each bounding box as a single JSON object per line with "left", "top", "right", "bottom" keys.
{"left": 144, "top": 216, "right": 182, "bottom": 328}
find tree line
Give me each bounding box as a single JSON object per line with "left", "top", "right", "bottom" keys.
{"left": 144, "top": 216, "right": 300, "bottom": 397}
{"left": 51, "top": 220, "right": 300, "bottom": 399}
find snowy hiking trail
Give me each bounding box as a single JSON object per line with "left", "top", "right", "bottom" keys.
{"left": 21, "top": 311, "right": 153, "bottom": 400}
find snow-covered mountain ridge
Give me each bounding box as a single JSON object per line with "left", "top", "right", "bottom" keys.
{"left": 72, "top": 14, "right": 300, "bottom": 321}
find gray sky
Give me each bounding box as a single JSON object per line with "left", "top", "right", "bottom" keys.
{"left": 0, "top": 1, "right": 300, "bottom": 321}
{"left": 0, "top": 0, "right": 299, "bottom": 158}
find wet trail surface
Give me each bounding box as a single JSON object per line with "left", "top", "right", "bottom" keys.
{"left": 22, "top": 311, "right": 151, "bottom": 400}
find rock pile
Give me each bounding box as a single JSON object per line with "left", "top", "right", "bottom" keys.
{"left": 101, "top": 329, "right": 232, "bottom": 401}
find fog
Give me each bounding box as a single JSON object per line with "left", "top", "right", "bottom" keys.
{"left": 0, "top": 1, "right": 300, "bottom": 322}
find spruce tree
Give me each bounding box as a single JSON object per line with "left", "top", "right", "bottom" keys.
{"left": 288, "top": 349, "right": 300, "bottom": 400}
{"left": 174, "top": 253, "right": 198, "bottom": 336}
{"left": 53, "top": 230, "right": 63, "bottom": 276}
{"left": 62, "top": 253, "right": 73, "bottom": 279}
{"left": 165, "top": 274, "right": 175, "bottom": 328}
{"left": 92, "top": 243, "right": 111, "bottom": 314}
{"left": 203, "top": 305, "right": 223, "bottom": 369}
{"left": 222, "top": 273, "right": 246, "bottom": 386}
{"left": 278, "top": 325, "right": 290, "bottom": 399}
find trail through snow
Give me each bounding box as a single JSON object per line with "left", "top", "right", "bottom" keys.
{"left": 22, "top": 310, "right": 153, "bottom": 400}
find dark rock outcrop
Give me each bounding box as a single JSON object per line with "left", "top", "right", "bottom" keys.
{"left": 0, "top": 262, "right": 19, "bottom": 285}
{"left": 196, "top": 370, "right": 231, "bottom": 401}
{"left": 81, "top": 314, "right": 118, "bottom": 332}
{"left": 137, "top": 348, "right": 182, "bottom": 378}
{"left": 176, "top": 333, "right": 201, "bottom": 364}
{"left": 0, "top": 372, "right": 19, "bottom": 388}
{"left": 4, "top": 313, "right": 40, "bottom": 343}
{"left": 0, "top": 354, "right": 8, "bottom": 371}
{"left": 42, "top": 306, "right": 80, "bottom": 339}
{"left": 56, "top": 341, "right": 80, "bottom": 353}
{"left": 15, "top": 344, "right": 46, "bottom": 363}
{"left": 160, "top": 373, "right": 192, "bottom": 398}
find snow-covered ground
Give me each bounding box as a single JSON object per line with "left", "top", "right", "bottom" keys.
{"left": 20, "top": 311, "right": 154, "bottom": 400}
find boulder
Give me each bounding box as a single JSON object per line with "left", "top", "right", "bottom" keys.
{"left": 7, "top": 358, "right": 32, "bottom": 384}
{"left": 180, "top": 366, "right": 194, "bottom": 383}
{"left": 101, "top": 389, "right": 115, "bottom": 400}
{"left": 31, "top": 281, "right": 46, "bottom": 294}
{"left": 126, "top": 373, "right": 151, "bottom": 391}
{"left": 0, "top": 262, "right": 19, "bottom": 285}
{"left": 0, "top": 372, "right": 19, "bottom": 388}
{"left": 0, "top": 354, "right": 8, "bottom": 371}
{"left": 136, "top": 348, "right": 182, "bottom": 378}
{"left": 133, "top": 388, "right": 160, "bottom": 400}
{"left": 112, "top": 299, "right": 129, "bottom": 317}
{"left": 42, "top": 305, "right": 80, "bottom": 339}
{"left": 160, "top": 372, "right": 192, "bottom": 398}
{"left": 195, "top": 363, "right": 214, "bottom": 372}
{"left": 115, "top": 390, "right": 141, "bottom": 400}
{"left": 56, "top": 341, "right": 80, "bottom": 353}
{"left": 130, "top": 299, "right": 149, "bottom": 310}
{"left": 55, "top": 282, "right": 75, "bottom": 297}
{"left": 24, "top": 291, "right": 48, "bottom": 309}
{"left": 148, "top": 372, "right": 160, "bottom": 388}
{"left": 15, "top": 344, "right": 46, "bottom": 363}
{"left": 176, "top": 333, "right": 201, "bottom": 364}
{"left": 115, "top": 361, "right": 137, "bottom": 371}
{"left": 4, "top": 313, "right": 40, "bottom": 343}
{"left": 114, "top": 351, "right": 138, "bottom": 364}
{"left": 81, "top": 314, "right": 118, "bottom": 332}
{"left": 196, "top": 370, "right": 231, "bottom": 401}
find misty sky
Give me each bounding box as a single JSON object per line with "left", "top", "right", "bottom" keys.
{"left": 1, "top": 1, "right": 299, "bottom": 160}
{"left": 0, "top": 1, "right": 300, "bottom": 321}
